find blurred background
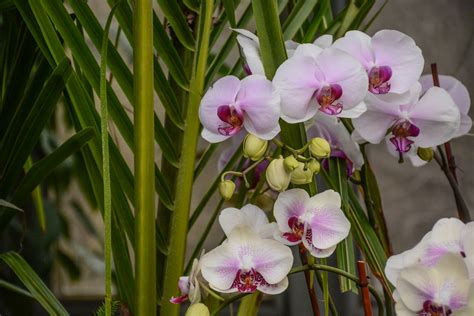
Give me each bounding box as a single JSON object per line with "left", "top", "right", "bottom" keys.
{"left": 0, "top": 0, "right": 472, "bottom": 315}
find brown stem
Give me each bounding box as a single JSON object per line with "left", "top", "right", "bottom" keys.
{"left": 357, "top": 261, "right": 373, "bottom": 316}
{"left": 299, "top": 244, "right": 321, "bottom": 316}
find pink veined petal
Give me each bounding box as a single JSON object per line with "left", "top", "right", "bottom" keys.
{"left": 314, "top": 48, "right": 368, "bottom": 112}
{"left": 371, "top": 30, "right": 424, "bottom": 94}
{"left": 302, "top": 223, "right": 337, "bottom": 258}
{"left": 308, "top": 205, "right": 350, "bottom": 249}
{"left": 258, "top": 277, "right": 289, "bottom": 295}
{"left": 252, "top": 238, "right": 293, "bottom": 284}
{"left": 200, "top": 242, "right": 241, "bottom": 291}
{"left": 199, "top": 76, "right": 241, "bottom": 139}
{"left": 396, "top": 265, "right": 437, "bottom": 312}
{"left": 273, "top": 56, "right": 320, "bottom": 123}
{"left": 422, "top": 218, "right": 465, "bottom": 266}
{"left": 409, "top": 87, "right": 461, "bottom": 148}
{"left": 306, "top": 189, "right": 342, "bottom": 210}
{"left": 273, "top": 189, "right": 310, "bottom": 233}
{"left": 237, "top": 75, "right": 281, "bottom": 139}
{"left": 433, "top": 255, "right": 471, "bottom": 309}
{"left": 332, "top": 30, "right": 375, "bottom": 69}
{"left": 201, "top": 127, "right": 231, "bottom": 143}
{"left": 313, "top": 34, "right": 333, "bottom": 49}
{"left": 419, "top": 74, "right": 472, "bottom": 137}
{"left": 240, "top": 204, "right": 270, "bottom": 227}
{"left": 293, "top": 43, "right": 324, "bottom": 60}
{"left": 234, "top": 29, "right": 265, "bottom": 75}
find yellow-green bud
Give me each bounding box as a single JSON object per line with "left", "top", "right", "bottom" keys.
{"left": 290, "top": 162, "right": 314, "bottom": 185}
{"left": 219, "top": 180, "right": 235, "bottom": 200}
{"left": 417, "top": 147, "right": 434, "bottom": 162}
{"left": 309, "top": 137, "right": 331, "bottom": 158}
{"left": 243, "top": 134, "right": 268, "bottom": 161}
{"left": 307, "top": 158, "right": 321, "bottom": 174}
{"left": 283, "top": 155, "right": 299, "bottom": 171}
{"left": 266, "top": 156, "right": 291, "bottom": 191}
{"left": 185, "top": 303, "right": 210, "bottom": 316}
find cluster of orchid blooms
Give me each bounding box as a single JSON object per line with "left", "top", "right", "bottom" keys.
{"left": 173, "top": 28, "right": 473, "bottom": 315}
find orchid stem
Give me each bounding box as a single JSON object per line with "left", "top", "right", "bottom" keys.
{"left": 357, "top": 261, "right": 373, "bottom": 316}
{"left": 299, "top": 244, "right": 321, "bottom": 316}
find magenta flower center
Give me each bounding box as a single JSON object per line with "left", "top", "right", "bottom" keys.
{"left": 283, "top": 216, "right": 305, "bottom": 242}
{"left": 315, "top": 84, "right": 343, "bottom": 115}
{"left": 368, "top": 66, "right": 392, "bottom": 94}
{"left": 418, "top": 300, "right": 452, "bottom": 316}
{"left": 231, "top": 268, "right": 269, "bottom": 293}
{"left": 389, "top": 120, "right": 420, "bottom": 153}
{"left": 217, "top": 105, "right": 244, "bottom": 136}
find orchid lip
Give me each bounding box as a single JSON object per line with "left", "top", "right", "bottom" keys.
{"left": 283, "top": 216, "right": 304, "bottom": 243}
{"left": 217, "top": 105, "right": 244, "bottom": 136}
{"left": 231, "top": 268, "right": 269, "bottom": 293}
{"left": 419, "top": 300, "right": 453, "bottom": 316}
{"left": 315, "top": 84, "right": 343, "bottom": 115}
{"left": 368, "top": 66, "right": 392, "bottom": 94}
{"left": 389, "top": 120, "right": 420, "bottom": 153}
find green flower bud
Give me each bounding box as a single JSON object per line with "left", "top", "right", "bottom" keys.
{"left": 243, "top": 134, "right": 268, "bottom": 161}
{"left": 219, "top": 180, "right": 235, "bottom": 200}
{"left": 307, "top": 158, "right": 321, "bottom": 174}
{"left": 283, "top": 155, "right": 299, "bottom": 171}
{"left": 309, "top": 137, "right": 331, "bottom": 158}
{"left": 185, "top": 303, "right": 210, "bottom": 316}
{"left": 266, "top": 156, "right": 291, "bottom": 191}
{"left": 417, "top": 147, "right": 434, "bottom": 162}
{"left": 290, "top": 162, "right": 314, "bottom": 185}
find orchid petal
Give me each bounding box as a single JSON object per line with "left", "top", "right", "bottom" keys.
{"left": 422, "top": 218, "right": 464, "bottom": 266}
{"left": 313, "top": 34, "right": 333, "bottom": 49}
{"left": 332, "top": 30, "right": 375, "bottom": 69}
{"left": 409, "top": 87, "right": 461, "bottom": 148}
{"left": 308, "top": 205, "right": 350, "bottom": 249}
{"left": 237, "top": 75, "right": 281, "bottom": 139}
{"left": 252, "top": 238, "right": 293, "bottom": 284}
{"left": 371, "top": 30, "right": 424, "bottom": 94}
{"left": 258, "top": 277, "right": 289, "bottom": 294}
{"left": 273, "top": 55, "right": 320, "bottom": 123}
{"left": 199, "top": 76, "right": 241, "bottom": 142}
{"left": 218, "top": 205, "right": 270, "bottom": 238}
{"left": 302, "top": 222, "right": 337, "bottom": 258}
{"left": 306, "top": 189, "right": 341, "bottom": 210}
{"left": 339, "top": 101, "right": 367, "bottom": 118}
{"left": 273, "top": 189, "right": 310, "bottom": 233}
{"left": 293, "top": 43, "right": 324, "bottom": 60}
{"left": 200, "top": 244, "right": 241, "bottom": 292}
{"left": 234, "top": 29, "right": 265, "bottom": 75}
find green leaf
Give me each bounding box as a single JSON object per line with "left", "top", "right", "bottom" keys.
{"left": 183, "top": 0, "right": 200, "bottom": 13}
{"left": 0, "top": 199, "right": 23, "bottom": 212}
{"left": 0, "top": 279, "right": 33, "bottom": 298}
{"left": 0, "top": 252, "right": 68, "bottom": 315}
{"left": 24, "top": 156, "right": 46, "bottom": 232}
{"left": 222, "top": 0, "right": 236, "bottom": 27}
{"left": 302, "top": 0, "right": 331, "bottom": 43}
{"left": 156, "top": 0, "right": 195, "bottom": 51}
{"left": 282, "top": 0, "right": 319, "bottom": 40}
{"left": 0, "top": 0, "right": 14, "bottom": 10}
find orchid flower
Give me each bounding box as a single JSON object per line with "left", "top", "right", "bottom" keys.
{"left": 385, "top": 218, "right": 474, "bottom": 287}
{"left": 234, "top": 28, "right": 333, "bottom": 75}
{"left": 352, "top": 82, "right": 460, "bottom": 155}
{"left": 273, "top": 189, "right": 350, "bottom": 257}
{"left": 199, "top": 75, "right": 280, "bottom": 143}
{"left": 419, "top": 75, "right": 472, "bottom": 138}
{"left": 307, "top": 113, "right": 364, "bottom": 176}
{"left": 170, "top": 255, "right": 204, "bottom": 304}
{"left": 394, "top": 254, "right": 474, "bottom": 316}
{"left": 333, "top": 30, "right": 424, "bottom": 95}
{"left": 273, "top": 43, "right": 368, "bottom": 122}
{"left": 219, "top": 204, "right": 277, "bottom": 239}
{"left": 200, "top": 226, "right": 293, "bottom": 294}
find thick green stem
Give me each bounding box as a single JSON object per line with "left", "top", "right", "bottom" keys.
{"left": 160, "top": 1, "right": 214, "bottom": 315}
{"left": 134, "top": 0, "right": 156, "bottom": 314}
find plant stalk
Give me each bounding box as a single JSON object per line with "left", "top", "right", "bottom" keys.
{"left": 133, "top": 0, "right": 156, "bottom": 314}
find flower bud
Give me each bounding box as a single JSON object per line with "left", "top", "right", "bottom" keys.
{"left": 243, "top": 134, "right": 268, "bottom": 161}
{"left": 266, "top": 156, "right": 291, "bottom": 191}
{"left": 417, "top": 147, "right": 434, "bottom": 162}
{"left": 307, "top": 158, "right": 321, "bottom": 174}
{"left": 219, "top": 180, "right": 235, "bottom": 200}
{"left": 290, "top": 162, "right": 313, "bottom": 185}
{"left": 185, "top": 303, "right": 210, "bottom": 316}
{"left": 283, "top": 155, "right": 299, "bottom": 171}
{"left": 309, "top": 137, "right": 331, "bottom": 158}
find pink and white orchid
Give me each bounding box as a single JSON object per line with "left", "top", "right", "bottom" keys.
{"left": 385, "top": 218, "right": 474, "bottom": 287}
{"left": 200, "top": 226, "right": 293, "bottom": 294}
{"left": 352, "top": 82, "right": 461, "bottom": 155}
{"left": 219, "top": 204, "right": 276, "bottom": 239}
{"left": 234, "top": 28, "right": 333, "bottom": 75}
{"left": 394, "top": 254, "right": 474, "bottom": 316}
{"left": 273, "top": 189, "right": 350, "bottom": 257}
{"left": 273, "top": 43, "right": 368, "bottom": 122}
{"left": 170, "top": 255, "right": 204, "bottom": 304}
{"left": 307, "top": 113, "right": 364, "bottom": 175}
{"left": 199, "top": 75, "right": 280, "bottom": 143}
{"left": 419, "top": 75, "right": 472, "bottom": 138}
{"left": 333, "top": 30, "right": 424, "bottom": 95}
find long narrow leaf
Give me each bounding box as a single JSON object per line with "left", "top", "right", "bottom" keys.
{"left": 282, "top": 0, "right": 318, "bottom": 40}
{"left": 156, "top": 0, "right": 195, "bottom": 51}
